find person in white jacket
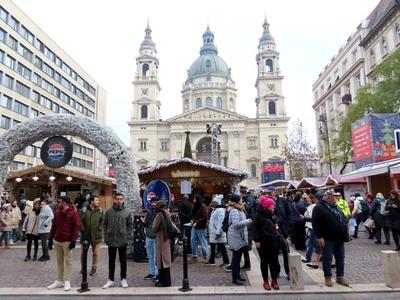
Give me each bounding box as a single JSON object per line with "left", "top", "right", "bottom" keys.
{"left": 206, "top": 194, "right": 229, "bottom": 266}
{"left": 37, "top": 198, "right": 54, "bottom": 261}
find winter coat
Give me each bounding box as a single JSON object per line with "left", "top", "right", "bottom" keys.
{"left": 252, "top": 206, "right": 279, "bottom": 248}
{"left": 290, "top": 199, "right": 306, "bottom": 222}
{"left": 103, "top": 203, "right": 133, "bottom": 247}
{"left": 192, "top": 203, "right": 208, "bottom": 229}
{"left": 37, "top": 205, "right": 54, "bottom": 234}
{"left": 23, "top": 211, "right": 39, "bottom": 235}
{"left": 386, "top": 198, "right": 400, "bottom": 230}
{"left": 152, "top": 211, "right": 172, "bottom": 269}
{"left": 208, "top": 206, "right": 227, "bottom": 243}
{"left": 0, "top": 207, "right": 12, "bottom": 232}
{"left": 370, "top": 198, "right": 388, "bottom": 228}
{"left": 144, "top": 208, "right": 156, "bottom": 239}
{"left": 304, "top": 203, "right": 316, "bottom": 229}
{"left": 10, "top": 206, "right": 21, "bottom": 229}
{"left": 178, "top": 199, "right": 193, "bottom": 226}
{"left": 312, "top": 200, "right": 347, "bottom": 241}
{"left": 50, "top": 204, "right": 80, "bottom": 242}
{"left": 80, "top": 205, "right": 104, "bottom": 244}
{"left": 227, "top": 203, "right": 249, "bottom": 251}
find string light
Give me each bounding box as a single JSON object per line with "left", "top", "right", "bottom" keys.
{"left": 32, "top": 175, "right": 39, "bottom": 181}
{"left": 49, "top": 175, "right": 56, "bottom": 181}
{"left": 15, "top": 177, "right": 22, "bottom": 183}
{"left": 66, "top": 176, "right": 72, "bottom": 181}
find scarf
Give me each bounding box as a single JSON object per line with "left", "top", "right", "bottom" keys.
{"left": 155, "top": 208, "right": 173, "bottom": 241}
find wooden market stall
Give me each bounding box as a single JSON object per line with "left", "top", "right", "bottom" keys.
{"left": 138, "top": 158, "right": 248, "bottom": 202}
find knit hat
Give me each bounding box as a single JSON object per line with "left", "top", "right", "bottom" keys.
{"left": 33, "top": 198, "right": 41, "bottom": 206}
{"left": 260, "top": 196, "right": 275, "bottom": 209}
{"left": 212, "top": 194, "right": 223, "bottom": 205}
{"left": 229, "top": 193, "right": 241, "bottom": 203}
{"left": 376, "top": 193, "right": 384, "bottom": 199}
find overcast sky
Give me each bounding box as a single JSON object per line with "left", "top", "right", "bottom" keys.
{"left": 13, "top": 0, "right": 379, "bottom": 146}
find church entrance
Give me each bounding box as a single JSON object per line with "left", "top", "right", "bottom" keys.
{"left": 196, "top": 136, "right": 220, "bottom": 163}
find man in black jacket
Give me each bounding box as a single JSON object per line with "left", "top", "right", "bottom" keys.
{"left": 312, "top": 190, "right": 350, "bottom": 288}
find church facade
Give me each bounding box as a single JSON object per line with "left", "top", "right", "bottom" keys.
{"left": 128, "top": 19, "right": 289, "bottom": 188}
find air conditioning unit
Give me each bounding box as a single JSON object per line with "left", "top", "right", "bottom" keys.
{"left": 342, "top": 94, "right": 352, "bottom": 104}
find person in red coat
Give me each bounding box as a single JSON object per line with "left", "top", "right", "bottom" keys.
{"left": 47, "top": 196, "right": 80, "bottom": 291}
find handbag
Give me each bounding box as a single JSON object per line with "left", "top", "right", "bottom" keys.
{"left": 365, "top": 218, "right": 376, "bottom": 229}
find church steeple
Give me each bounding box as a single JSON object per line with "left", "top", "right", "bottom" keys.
{"left": 200, "top": 25, "right": 218, "bottom": 55}
{"left": 259, "top": 16, "right": 275, "bottom": 48}
{"left": 140, "top": 20, "right": 156, "bottom": 52}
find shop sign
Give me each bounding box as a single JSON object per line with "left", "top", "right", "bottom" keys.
{"left": 40, "top": 136, "right": 73, "bottom": 168}
{"left": 171, "top": 170, "right": 200, "bottom": 178}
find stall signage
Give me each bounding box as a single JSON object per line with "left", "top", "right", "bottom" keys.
{"left": 40, "top": 136, "right": 73, "bottom": 168}
{"left": 171, "top": 170, "right": 200, "bottom": 178}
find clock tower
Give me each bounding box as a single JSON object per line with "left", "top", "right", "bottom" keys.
{"left": 131, "top": 22, "right": 161, "bottom": 121}
{"left": 255, "top": 17, "right": 286, "bottom": 118}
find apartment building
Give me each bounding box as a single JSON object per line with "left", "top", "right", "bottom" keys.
{"left": 0, "top": 0, "right": 107, "bottom": 176}
{"left": 312, "top": 0, "right": 400, "bottom": 176}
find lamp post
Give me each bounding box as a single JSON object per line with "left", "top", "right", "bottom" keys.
{"left": 206, "top": 123, "right": 222, "bottom": 165}
{"left": 318, "top": 114, "right": 332, "bottom": 174}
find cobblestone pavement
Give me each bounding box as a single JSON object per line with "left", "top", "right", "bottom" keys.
{"left": 297, "top": 229, "right": 396, "bottom": 284}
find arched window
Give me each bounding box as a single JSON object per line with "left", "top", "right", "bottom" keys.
{"left": 266, "top": 59, "right": 273, "bottom": 72}
{"left": 268, "top": 101, "right": 276, "bottom": 115}
{"left": 381, "top": 38, "right": 389, "bottom": 56}
{"left": 142, "top": 63, "right": 150, "bottom": 77}
{"left": 395, "top": 24, "right": 400, "bottom": 45}
{"left": 250, "top": 164, "right": 257, "bottom": 177}
{"left": 216, "top": 97, "right": 223, "bottom": 109}
{"left": 229, "top": 98, "right": 234, "bottom": 111}
{"left": 370, "top": 49, "right": 376, "bottom": 66}
{"left": 206, "top": 97, "right": 212, "bottom": 106}
{"left": 196, "top": 98, "right": 202, "bottom": 109}
{"left": 140, "top": 105, "right": 148, "bottom": 119}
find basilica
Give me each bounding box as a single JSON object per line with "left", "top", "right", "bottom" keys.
{"left": 128, "top": 18, "right": 289, "bottom": 188}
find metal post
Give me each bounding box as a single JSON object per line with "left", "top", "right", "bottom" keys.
{"left": 78, "top": 240, "right": 90, "bottom": 293}
{"left": 179, "top": 226, "right": 192, "bottom": 292}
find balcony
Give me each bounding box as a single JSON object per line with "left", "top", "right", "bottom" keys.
{"left": 342, "top": 94, "right": 352, "bottom": 105}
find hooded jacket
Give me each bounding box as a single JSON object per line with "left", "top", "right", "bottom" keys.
{"left": 103, "top": 203, "right": 133, "bottom": 247}
{"left": 80, "top": 205, "right": 104, "bottom": 244}
{"left": 252, "top": 206, "right": 279, "bottom": 248}
{"left": 49, "top": 204, "right": 80, "bottom": 242}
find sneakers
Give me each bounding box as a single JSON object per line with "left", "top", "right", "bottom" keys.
{"left": 102, "top": 279, "right": 115, "bottom": 289}
{"left": 325, "top": 277, "right": 333, "bottom": 287}
{"left": 224, "top": 265, "right": 232, "bottom": 272}
{"left": 9, "top": 240, "right": 14, "bottom": 245}
{"left": 144, "top": 274, "right": 156, "bottom": 280}
{"left": 240, "top": 265, "right": 251, "bottom": 271}
{"left": 89, "top": 267, "right": 97, "bottom": 276}
{"left": 205, "top": 261, "right": 216, "bottom": 265}
{"left": 152, "top": 275, "right": 159, "bottom": 283}
{"left": 306, "top": 263, "right": 319, "bottom": 269}
{"left": 38, "top": 256, "right": 50, "bottom": 261}
{"left": 64, "top": 281, "right": 71, "bottom": 291}
{"left": 336, "top": 277, "right": 350, "bottom": 287}
{"left": 32, "top": 255, "right": 37, "bottom": 261}
{"left": 263, "top": 281, "right": 271, "bottom": 290}
{"left": 121, "top": 279, "right": 128, "bottom": 288}
{"left": 47, "top": 280, "right": 64, "bottom": 289}
{"left": 189, "top": 257, "right": 198, "bottom": 264}
{"left": 24, "top": 255, "right": 31, "bottom": 262}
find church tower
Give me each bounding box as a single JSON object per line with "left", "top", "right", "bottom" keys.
{"left": 255, "top": 17, "right": 286, "bottom": 118}
{"left": 131, "top": 22, "right": 161, "bottom": 121}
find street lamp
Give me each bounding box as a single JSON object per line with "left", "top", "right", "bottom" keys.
{"left": 206, "top": 123, "right": 222, "bottom": 165}
{"left": 318, "top": 114, "right": 333, "bottom": 174}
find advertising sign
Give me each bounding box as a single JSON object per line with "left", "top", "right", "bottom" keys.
{"left": 261, "top": 160, "right": 285, "bottom": 184}
{"left": 40, "top": 136, "right": 73, "bottom": 168}
{"left": 143, "top": 180, "right": 172, "bottom": 209}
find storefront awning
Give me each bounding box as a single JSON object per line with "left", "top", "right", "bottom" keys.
{"left": 342, "top": 158, "right": 400, "bottom": 180}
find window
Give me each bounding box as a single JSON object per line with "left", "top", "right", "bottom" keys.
{"left": 216, "top": 97, "right": 222, "bottom": 109}
{"left": 248, "top": 138, "right": 257, "bottom": 149}
{"left": 0, "top": 93, "right": 13, "bottom": 109}
{"left": 351, "top": 50, "right": 357, "bottom": 63}
{"left": 17, "top": 44, "right": 33, "bottom": 61}
{"left": 334, "top": 69, "right": 339, "bottom": 81}
{"left": 17, "top": 62, "right": 31, "bottom": 79}
{"left": 4, "top": 55, "right": 16, "bottom": 70}
{"left": 34, "top": 56, "right": 42, "bottom": 68}
{"left": 381, "top": 38, "right": 389, "bottom": 56}
{"left": 395, "top": 24, "right": 400, "bottom": 45}
{"left": 196, "top": 98, "right": 202, "bottom": 109}
{"left": 250, "top": 164, "right": 257, "bottom": 177}
{"left": 268, "top": 101, "right": 276, "bottom": 115}
{"left": 41, "top": 78, "right": 53, "bottom": 94}
{"left": 139, "top": 140, "right": 147, "bottom": 151}
{"left": 140, "top": 105, "right": 148, "bottom": 119}
{"left": 44, "top": 47, "right": 55, "bottom": 62}
{"left": 11, "top": 161, "right": 25, "bottom": 171}
{"left": 160, "top": 140, "right": 169, "bottom": 151}
{"left": 1, "top": 115, "right": 11, "bottom": 129}
{"left": 342, "top": 59, "right": 348, "bottom": 73}
{"left": 370, "top": 49, "right": 376, "bottom": 66}
{"left": 32, "top": 91, "right": 40, "bottom": 103}
{"left": 0, "top": 28, "right": 6, "bottom": 42}
{"left": 8, "top": 16, "right": 19, "bottom": 32}
{"left": 270, "top": 137, "right": 278, "bottom": 148}
{"left": 19, "top": 25, "right": 34, "bottom": 44}
{"left": 12, "top": 100, "right": 29, "bottom": 116}
{"left": 15, "top": 81, "right": 30, "bottom": 98}
{"left": 30, "top": 108, "right": 38, "bottom": 118}
{"left": 32, "top": 73, "right": 41, "bottom": 85}
{"left": 42, "top": 62, "right": 54, "bottom": 77}
{"left": 266, "top": 59, "right": 273, "bottom": 72}
{"left": 0, "top": 6, "right": 8, "bottom": 22}
{"left": 355, "top": 74, "right": 361, "bottom": 89}
{"left": 3, "top": 74, "right": 14, "bottom": 89}
{"left": 206, "top": 97, "right": 212, "bottom": 106}
{"left": 6, "top": 34, "right": 17, "bottom": 50}
{"left": 142, "top": 64, "right": 150, "bottom": 77}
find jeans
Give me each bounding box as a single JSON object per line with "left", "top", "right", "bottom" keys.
{"left": 26, "top": 234, "right": 39, "bottom": 256}
{"left": 108, "top": 246, "right": 127, "bottom": 281}
{"left": 305, "top": 229, "right": 316, "bottom": 261}
{"left": 145, "top": 237, "right": 158, "bottom": 276}
{"left": 209, "top": 243, "right": 229, "bottom": 264}
{"left": 0, "top": 231, "right": 10, "bottom": 244}
{"left": 191, "top": 228, "right": 208, "bottom": 258}
{"left": 39, "top": 233, "right": 50, "bottom": 258}
{"left": 11, "top": 228, "right": 18, "bottom": 241}
{"left": 322, "top": 240, "right": 345, "bottom": 278}
{"left": 231, "top": 246, "right": 245, "bottom": 281}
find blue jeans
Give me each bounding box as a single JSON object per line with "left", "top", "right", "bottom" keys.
{"left": 322, "top": 239, "right": 345, "bottom": 278}
{"left": 145, "top": 237, "right": 158, "bottom": 276}
{"left": 11, "top": 228, "right": 18, "bottom": 241}
{"left": 306, "top": 229, "right": 316, "bottom": 261}
{"left": 191, "top": 228, "right": 208, "bottom": 258}
{"left": 0, "top": 231, "right": 10, "bottom": 244}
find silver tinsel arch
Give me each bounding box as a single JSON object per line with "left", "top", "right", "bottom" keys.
{"left": 0, "top": 114, "right": 141, "bottom": 214}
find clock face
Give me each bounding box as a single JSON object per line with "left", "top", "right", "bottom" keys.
{"left": 267, "top": 84, "right": 274, "bottom": 91}
{"left": 141, "top": 88, "right": 148, "bottom": 95}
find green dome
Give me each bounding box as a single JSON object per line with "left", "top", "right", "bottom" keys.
{"left": 188, "top": 54, "right": 230, "bottom": 78}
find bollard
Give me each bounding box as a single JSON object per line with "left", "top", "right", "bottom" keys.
{"left": 288, "top": 253, "right": 304, "bottom": 290}
{"left": 78, "top": 240, "right": 90, "bottom": 293}
{"left": 382, "top": 250, "right": 400, "bottom": 288}
{"left": 179, "top": 226, "right": 192, "bottom": 292}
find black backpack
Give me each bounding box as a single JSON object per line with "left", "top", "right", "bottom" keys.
{"left": 222, "top": 209, "right": 230, "bottom": 232}
{"left": 359, "top": 199, "right": 369, "bottom": 215}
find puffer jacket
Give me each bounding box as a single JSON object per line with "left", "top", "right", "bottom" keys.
{"left": 227, "top": 203, "right": 250, "bottom": 251}
{"left": 208, "top": 206, "right": 227, "bottom": 243}
{"left": 80, "top": 205, "right": 104, "bottom": 244}
{"left": 252, "top": 206, "right": 279, "bottom": 248}
{"left": 103, "top": 203, "right": 133, "bottom": 247}
{"left": 49, "top": 204, "right": 80, "bottom": 242}
{"left": 23, "top": 211, "right": 39, "bottom": 235}
{"left": 0, "top": 207, "right": 12, "bottom": 232}
{"left": 10, "top": 206, "right": 21, "bottom": 229}
{"left": 37, "top": 205, "right": 54, "bottom": 234}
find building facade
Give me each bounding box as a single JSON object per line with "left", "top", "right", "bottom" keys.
{"left": 312, "top": 0, "right": 400, "bottom": 176}
{"left": 129, "top": 19, "right": 289, "bottom": 188}
{"left": 0, "top": 0, "right": 107, "bottom": 176}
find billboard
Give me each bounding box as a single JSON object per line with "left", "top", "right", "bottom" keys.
{"left": 261, "top": 160, "right": 285, "bottom": 183}
{"left": 352, "top": 113, "right": 400, "bottom": 169}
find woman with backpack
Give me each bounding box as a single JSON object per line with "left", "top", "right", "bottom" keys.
{"left": 386, "top": 190, "right": 400, "bottom": 251}
{"left": 351, "top": 193, "right": 369, "bottom": 238}
{"left": 190, "top": 195, "right": 208, "bottom": 263}
{"left": 370, "top": 192, "right": 390, "bottom": 245}
{"left": 206, "top": 194, "right": 229, "bottom": 266}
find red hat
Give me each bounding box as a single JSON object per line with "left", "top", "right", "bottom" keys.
{"left": 260, "top": 196, "right": 275, "bottom": 209}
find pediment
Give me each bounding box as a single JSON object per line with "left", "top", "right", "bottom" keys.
{"left": 167, "top": 107, "right": 248, "bottom": 123}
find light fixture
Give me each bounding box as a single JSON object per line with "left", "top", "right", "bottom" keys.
{"left": 66, "top": 176, "right": 72, "bottom": 182}
{"left": 15, "top": 177, "right": 22, "bottom": 183}
{"left": 32, "top": 175, "right": 39, "bottom": 181}
{"left": 49, "top": 175, "right": 56, "bottom": 181}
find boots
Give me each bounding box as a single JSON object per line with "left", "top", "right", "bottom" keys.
{"left": 336, "top": 277, "right": 350, "bottom": 287}
{"left": 189, "top": 256, "right": 198, "bottom": 264}
{"left": 271, "top": 279, "right": 279, "bottom": 290}
{"left": 325, "top": 277, "right": 333, "bottom": 287}
{"left": 263, "top": 281, "right": 271, "bottom": 290}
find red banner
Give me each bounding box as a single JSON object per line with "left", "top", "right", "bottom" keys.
{"left": 352, "top": 123, "right": 372, "bottom": 160}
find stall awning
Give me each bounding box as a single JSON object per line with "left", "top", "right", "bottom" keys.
{"left": 342, "top": 158, "right": 400, "bottom": 180}
{"left": 390, "top": 163, "right": 400, "bottom": 175}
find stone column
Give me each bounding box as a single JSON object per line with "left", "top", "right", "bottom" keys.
{"left": 288, "top": 253, "right": 304, "bottom": 290}
{"left": 382, "top": 250, "right": 400, "bottom": 288}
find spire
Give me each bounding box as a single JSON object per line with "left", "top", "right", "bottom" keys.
{"left": 259, "top": 16, "right": 275, "bottom": 46}
{"left": 140, "top": 20, "right": 156, "bottom": 51}
{"left": 184, "top": 131, "right": 193, "bottom": 159}
{"left": 200, "top": 25, "right": 218, "bottom": 55}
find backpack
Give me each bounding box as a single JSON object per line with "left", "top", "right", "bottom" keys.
{"left": 222, "top": 209, "right": 230, "bottom": 232}
{"left": 359, "top": 199, "right": 369, "bottom": 215}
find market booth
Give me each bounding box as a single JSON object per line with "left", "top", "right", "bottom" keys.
{"left": 138, "top": 158, "right": 248, "bottom": 202}
{"left": 5, "top": 164, "right": 115, "bottom": 209}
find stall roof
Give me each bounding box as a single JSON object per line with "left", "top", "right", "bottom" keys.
{"left": 256, "top": 180, "right": 299, "bottom": 190}
{"left": 322, "top": 174, "right": 367, "bottom": 186}
{"left": 342, "top": 158, "right": 400, "bottom": 180}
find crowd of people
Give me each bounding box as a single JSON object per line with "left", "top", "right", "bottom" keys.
{"left": 1, "top": 187, "right": 399, "bottom": 292}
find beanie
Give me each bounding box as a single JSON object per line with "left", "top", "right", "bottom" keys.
{"left": 260, "top": 195, "right": 275, "bottom": 209}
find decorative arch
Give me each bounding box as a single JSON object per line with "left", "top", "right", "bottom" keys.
{"left": 0, "top": 115, "right": 141, "bottom": 213}
{"left": 206, "top": 96, "right": 212, "bottom": 106}
{"left": 142, "top": 63, "right": 150, "bottom": 77}
{"left": 196, "top": 97, "right": 202, "bottom": 109}
{"left": 216, "top": 97, "right": 223, "bottom": 109}
{"left": 266, "top": 59, "right": 273, "bottom": 72}
{"left": 268, "top": 101, "right": 276, "bottom": 115}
